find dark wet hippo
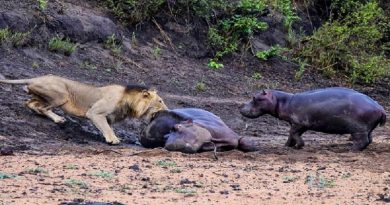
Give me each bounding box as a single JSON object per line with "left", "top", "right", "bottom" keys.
{"left": 240, "top": 87, "right": 387, "bottom": 151}
{"left": 141, "top": 108, "right": 259, "bottom": 153}
{"left": 164, "top": 120, "right": 213, "bottom": 153}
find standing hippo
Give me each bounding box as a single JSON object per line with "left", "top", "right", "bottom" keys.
{"left": 240, "top": 87, "right": 387, "bottom": 151}
{"left": 141, "top": 108, "right": 259, "bottom": 153}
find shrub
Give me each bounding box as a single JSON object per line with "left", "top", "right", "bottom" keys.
{"left": 208, "top": 59, "right": 224, "bottom": 70}
{"left": 207, "top": 1, "right": 269, "bottom": 61}
{"left": 37, "top": 0, "right": 47, "bottom": 10}
{"left": 295, "top": 1, "right": 389, "bottom": 83}
{"left": 0, "top": 28, "right": 30, "bottom": 47}
{"left": 255, "top": 45, "right": 284, "bottom": 60}
{"left": 104, "top": 0, "right": 165, "bottom": 23}
{"left": 48, "top": 36, "right": 77, "bottom": 56}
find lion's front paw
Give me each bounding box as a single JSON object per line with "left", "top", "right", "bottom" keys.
{"left": 106, "top": 137, "right": 120, "bottom": 145}
{"left": 54, "top": 117, "right": 67, "bottom": 124}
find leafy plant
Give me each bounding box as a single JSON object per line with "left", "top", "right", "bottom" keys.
{"left": 152, "top": 46, "right": 161, "bottom": 59}
{"left": 195, "top": 81, "right": 206, "bottom": 92}
{"left": 295, "top": 1, "right": 389, "bottom": 83}
{"left": 104, "top": 0, "right": 165, "bottom": 23}
{"left": 104, "top": 34, "right": 122, "bottom": 55}
{"left": 208, "top": 59, "right": 224, "bottom": 70}
{"left": 48, "top": 36, "right": 77, "bottom": 56}
{"left": 27, "top": 167, "right": 48, "bottom": 175}
{"left": 0, "top": 172, "right": 17, "bottom": 179}
{"left": 170, "top": 168, "right": 182, "bottom": 173}
{"left": 156, "top": 160, "right": 177, "bottom": 167}
{"left": 251, "top": 72, "right": 262, "bottom": 80}
{"left": 255, "top": 45, "right": 283, "bottom": 60}
{"left": 0, "top": 28, "right": 30, "bottom": 47}
{"left": 37, "top": 0, "right": 47, "bottom": 10}
{"left": 305, "top": 174, "right": 336, "bottom": 189}
{"left": 88, "top": 170, "right": 114, "bottom": 178}
{"left": 65, "top": 179, "right": 89, "bottom": 189}
{"left": 175, "top": 188, "right": 197, "bottom": 196}
{"left": 282, "top": 175, "right": 299, "bottom": 183}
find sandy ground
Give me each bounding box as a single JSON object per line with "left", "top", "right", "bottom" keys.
{"left": 1, "top": 127, "right": 390, "bottom": 205}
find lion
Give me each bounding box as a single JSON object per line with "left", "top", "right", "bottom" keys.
{"left": 0, "top": 74, "right": 168, "bottom": 144}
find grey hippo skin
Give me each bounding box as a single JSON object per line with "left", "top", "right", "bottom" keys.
{"left": 141, "top": 108, "right": 259, "bottom": 153}
{"left": 239, "top": 87, "right": 387, "bottom": 151}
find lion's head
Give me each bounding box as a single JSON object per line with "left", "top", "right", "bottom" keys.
{"left": 125, "top": 85, "right": 168, "bottom": 120}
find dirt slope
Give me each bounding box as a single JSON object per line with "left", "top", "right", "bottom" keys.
{"left": 0, "top": 0, "right": 389, "bottom": 205}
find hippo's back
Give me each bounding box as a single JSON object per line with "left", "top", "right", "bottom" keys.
{"left": 289, "top": 87, "right": 385, "bottom": 133}
{"left": 170, "top": 108, "right": 239, "bottom": 140}
{"left": 170, "top": 108, "right": 226, "bottom": 127}
{"left": 296, "top": 87, "right": 383, "bottom": 110}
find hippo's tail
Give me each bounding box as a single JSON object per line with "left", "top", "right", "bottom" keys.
{"left": 379, "top": 112, "right": 386, "bottom": 126}
{"left": 237, "top": 136, "right": 261, "bottom": 152}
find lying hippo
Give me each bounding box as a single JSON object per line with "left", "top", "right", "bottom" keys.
{"left": 140, "top": 108, "right": 259, "bottom": 153}
{"left": 240, "top": 87, "right": 386, "bottom": 151}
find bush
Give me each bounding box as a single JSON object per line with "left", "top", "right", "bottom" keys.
{"left": 296, "top": 1, "right": 389, "bottom": 83}
{"left": 48, "top": 36, "right": 77, "bottom": 56}
{"left": 0, "top": 28, "right": 30, "bottom": 47}
{"left": 104, "top": 0, "right": 165, "bottom": 23}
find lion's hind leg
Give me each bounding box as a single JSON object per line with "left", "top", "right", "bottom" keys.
{"left": 26, "top": 97, "right": 66, "bottom": 124}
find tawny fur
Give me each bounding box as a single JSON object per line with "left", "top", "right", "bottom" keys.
{"left": 0, "top": 74, "right": 168, "bottom": 144}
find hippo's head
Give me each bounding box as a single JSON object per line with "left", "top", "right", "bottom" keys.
{"left": 164, "top": 120, "right": 212, "bottom": 153}
{"left": 140, "top": 111, "right": 182, "bottom": 148}
{"left": 240, "top": 90, "right": 276, "bottom": 118}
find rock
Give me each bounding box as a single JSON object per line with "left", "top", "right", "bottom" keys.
{"left": 0, "top": 11, "right": 38, "bottom": 32}
{"left": 0, "top": 146, "right": 14, "bottom": 156}
{"left": 47, "top": 6, "right": 120, "bottom": 43}
{"left": 129, "top": 164, "right": 141, "bottom": 172}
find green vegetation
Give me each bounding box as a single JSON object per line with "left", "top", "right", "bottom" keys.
{"left": 48, "top": 36, "right": 77, "bottom": 56}
{"left": 295, "top": 1, "right": 389, "bottom": 83}
{"left": 282, "top": 175, "right": 299, "bottom": 183}
{"left": 170, "top": 168, "right": 182, "bottom": 173}
{"left": 104, "top": 0, "right": 165, "bottom": 23}
{"left": 208, "top": 59, "right": 224, "bottom": 70}
{"left": 37, "top": 0, "right": 47, "bottom": 10}
{"left": 0, "top": 28, "right": 30, "bottom": 47}
{"left": 195, "top": 81, "right": 206, "bottom": 92}
{"left": 64, "top": 164, "right": 79, "bottom": 170}
{"left": 252, "top": 72, "right": 262, "bottom": 80}
{"left": 175, "top": 188, "right": 197, "bottom": 196}
{"left": 152, "top": 46, "right": 162, "bottom": 59}
{"left": 255, "top": 45, "right": 284, "bottom": 60}
{"left": 65, "top": 178, "right": 89, "bottom": 189}
{"left": 268, "top": 0, "right": 300, "bottom": 30}
{"left": 156, "top": 159, "right": 177, "bottom": 167}
{"left": 103, "top": 0, "right": 388, "bottom": 83}
{"left": 305, "top": 174, "right": 336, "bottom": 188}
{"left": 27, "top": 167, "right": 48, "bottom": 174}
{"left": 104, "top": 34, "right": 122, "bottom": 55}
{"left": 0, "top": 172, "right": 17, "bottom": 179}
{"left": 88, "top": 170, "right": 115, "bottom": 178}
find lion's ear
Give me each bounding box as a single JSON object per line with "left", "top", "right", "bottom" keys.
{"left": 149, "top": 87, "right": 157, "bottom": 92}
{"left": 142, "top": 90, "right": 150, "bottom": 97}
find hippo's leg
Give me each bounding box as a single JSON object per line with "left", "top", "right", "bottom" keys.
{"left": 368, "top": 131, "right": 373, "bottom": 144}
{"left": 288, "top": 125, "right": 306, "bottom": 149}
{"left": 285, "top": 136, "right": 296, "bottom": 147}
{"left": 351, "top": 132, "right": 370, "bottom": 151}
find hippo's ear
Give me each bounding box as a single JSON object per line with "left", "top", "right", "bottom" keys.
{"left": 174, "top": 124, "right": 183, "bottom": 131}
{"left": 182, "top": 119, "right": 193, "bottom": 124}
{"left": 262, "top": 90, "right": 267, "bottom": 95}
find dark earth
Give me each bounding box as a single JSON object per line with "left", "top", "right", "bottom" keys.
{"left": 0, "top": 0, "right": 389, "bottom": 205}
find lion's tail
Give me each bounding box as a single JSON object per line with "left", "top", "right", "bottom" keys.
{"left": 0, "top": 75, "right": 34, "bottom": 84}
